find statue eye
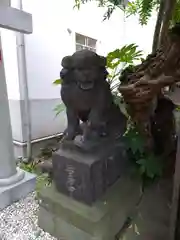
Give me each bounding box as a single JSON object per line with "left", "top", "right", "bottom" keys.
{"left": 74, "top": 68, "right": 81, "bottom": 72}
{"left": 60, "top": 68, "right": 68, "bottom": 78}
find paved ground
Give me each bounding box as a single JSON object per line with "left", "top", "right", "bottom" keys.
{"left": 0, "top": 192, "right": 57, "bottom": 240}
{"left": 119, "top": 178, "right": 172, "bottom": 240}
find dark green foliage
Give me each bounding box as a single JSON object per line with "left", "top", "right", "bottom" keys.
{"left": 139, "top": 0, "right": 154, "bottom": 25}
{"left": 106, "top": 45, "right": 162, "bottom": 180}
{"left": 137, "top": 155, "right": 162, "bottom": 179}
{"left": 106, "top": 44, "right": 142, "bottom": 115}
{"left": 119, "top": 64, "right": 136, "bottom": 84}
{"left": 124, "top": 125, "right": 163, "bottom": 179}
{"left": 19, "top": 161, "right": 51, "bottom": 193}
{"left": 176, "top": 105, "right": 180, "bottom": 111}
{"left": 106, "top": 43, "right": 142, "bottom": 87}
{"left": 107, "top": 44, "right": 142, "bottom": 69}
{"left": 125, "top": 0, "right": 160, "bottom": 25}
{"left": 54, "top": 103, "right": 65, "bottom": 117}
{"left": 126, "top": 0, "right": 180, "bottom": 27}
{"left": 19, "top": 162, "right": 35, "bottom": 173}
{"left": 52, "top": 78, "right": 66, "bottom": 115}
{"left": 125, "top": 0, "right": 141, "bottom": 16}
{"left": 172, "top": 0, "right": 180, "bottom": 26}
{"left": 103, "top": 5, "right": 116, "bottom": 20}
{"left": 124, "top": 125, "right": 145, "bottom": 155}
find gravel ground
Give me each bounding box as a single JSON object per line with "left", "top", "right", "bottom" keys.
{"left": 0, "top": 192, "right": 57, "bottom": 240}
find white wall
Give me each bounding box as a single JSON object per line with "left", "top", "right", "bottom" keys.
{"left": 124, "top": 13, "right": 157, "bottom": 57}
{"left": 22, "top": 0, "right": 74, "bottom": 100}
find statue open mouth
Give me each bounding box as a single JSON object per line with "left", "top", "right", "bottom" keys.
{"left": 79, "top": 81, "right": 94, "bottom": 90}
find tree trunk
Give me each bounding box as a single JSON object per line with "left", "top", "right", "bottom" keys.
{"left": 119, "top": 23, "right": 180, "bottom": 155}
{"left": 159, "top": 0, "right": 177, "bottom": 46}
{"left": 152, "top": 0, "right": 166, "bottom": 53}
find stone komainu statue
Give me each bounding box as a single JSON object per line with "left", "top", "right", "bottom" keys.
{"left": 37, "top": 50, "right": 127, "bottom": 187}
{"left": 60, "top": 49, "right": 126, "bottom": 144}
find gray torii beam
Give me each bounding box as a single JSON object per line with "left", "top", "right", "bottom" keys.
{"left": 0, "top": 0, "right": 36, "bottom": 209}
{"left": 0, "top": 5, "right": 32, "bottom": 34}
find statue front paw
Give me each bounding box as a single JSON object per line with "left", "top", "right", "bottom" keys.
{"left": 63, "top": 127, "right": 78, "bottom": 140}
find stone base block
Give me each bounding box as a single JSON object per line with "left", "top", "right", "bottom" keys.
{"left": 53, "top": 139, "right": 128, "bottom": 205}
{"left": 0, "top": 170, "right": 36, "bottom": 209}
{"left": 38, "top": 176, "right": 141, "bottom": 240}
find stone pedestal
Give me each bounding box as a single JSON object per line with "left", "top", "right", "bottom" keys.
{"left": 0, "top": 169, "right": 36, "bottom": 209}
{"left": 38, "top": 176, "right": 141, "bottom": 240}
{"left": 52, "top": 139, "right": 128, "bottom": 205}
{"left": 38, "top": 137, "right": 139, "bottom": 239}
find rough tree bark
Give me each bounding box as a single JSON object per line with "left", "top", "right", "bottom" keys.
{"left": 159, "top": 0, "right": 177, "bottom": 46}
{"left": 119, "top": 24, "right": 180, "bottom": 157}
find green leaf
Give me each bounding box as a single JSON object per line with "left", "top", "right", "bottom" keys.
{"left": 106, "top": 43, "right": 142, "bottom": 107}
{"left": 176, "top": 105, "right": 180, "bottom": 111}
{"left": 53, "top": 79, "right": 62, "bottom": 85}
{"left": 54, "top": 103, "right": 65, "bottom": 117}
{"left": 124, "top": 126, "right": 145, "bottom": 154}
{"left": 171, "top": 0, "right": 180, "bottom": 26}
{"left": 107, "top": 44, "right": 143, "bottom": 69}
{"left": 137, "top": 154, "right": 163, "bottom": 179}
{"left": 125, "top": 0, "right": 140, "bottom": 17}
{"left": 74, "top": 0, "right": 81, "bottom": 9}
{"left": 139, "top": 165, "right": 146, "bottom": 174}
{"left": 125, "top": 0, "right": 158, "bottom": 25}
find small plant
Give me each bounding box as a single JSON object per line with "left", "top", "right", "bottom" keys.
{"left": 175, "top": 105, "right": 180, "bottom": 111}
{"left": 36, "top": 173, "right": 51, "bottom": 194}
{"left": 54, "top": 103, "right": 65, "bottom": 116}
{"left": 52, "top": 78, "right": 66, "bottom": 116}
{"left": 106, "top": 44, "right": 143, "bottom": 109}
{"left": 18, "top": 159, "right": 52, "bottom": 193}
{"left": 123, "top": 123, "right": 163, "bottom": 180}
{"left": 107, "top": 44, "right": 143, "bottom": 85}
{"left": 19, "top": 161, "right": 36, "bottom": 173}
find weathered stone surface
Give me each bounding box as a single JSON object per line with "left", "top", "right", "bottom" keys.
{"left": 60, "top": 49, "right": 127, "bottom": 144}
{"left": 0, "top": 170, "right": 36, "bottom": 209}
{"left": 38, "top": 175, "right": 141, "bottom": 240}
{"left": 119, "top": 178, "right": 172, "bottom": 240}
{"left": 52, "top": 138, "right": 128, "bottom": 205}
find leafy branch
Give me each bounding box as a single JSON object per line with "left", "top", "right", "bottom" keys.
{"left": 54, "top": 103, "right": 65, "bottom": 117}
{"left": 53, "top": 78, "right": 66, "bottom": 116}
{"left": 74, "top": 0, "right": 126, "bottom": 20}
{"left": 74, "top": 0, "right": 180, "bottom": 26}
{"left": 106, "top": 43, "right": 143, "bottom": 107}
{"left": 124, "top": 124, "right": 163, "bottom": 179}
